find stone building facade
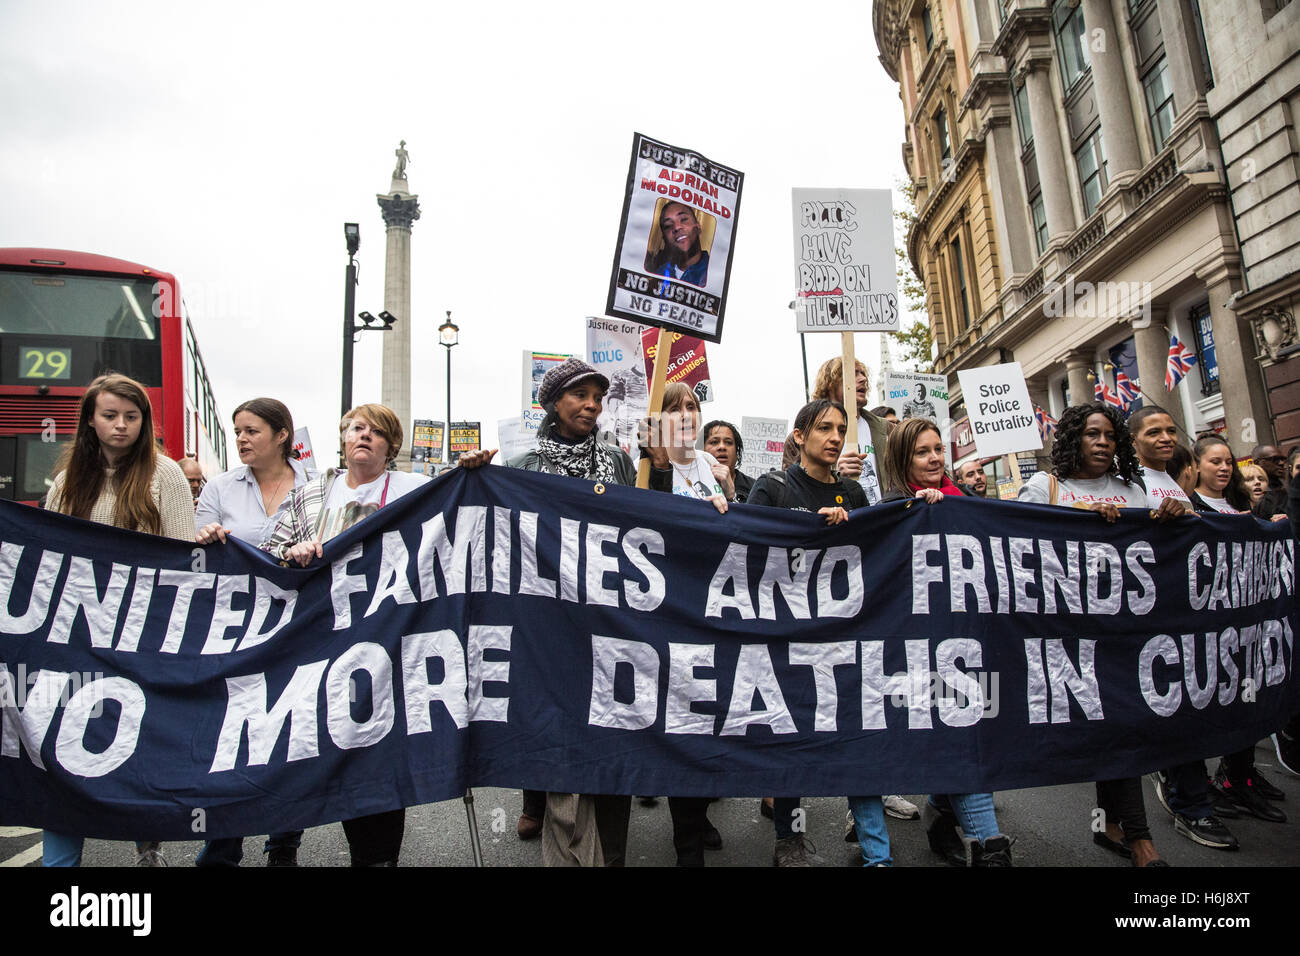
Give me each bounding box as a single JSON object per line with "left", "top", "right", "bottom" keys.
{"left": 875, "top": 0, "right": 1275, "bottom": 460}
{"left": 1199, "top": 0, "right": 1300, "bottom": 448}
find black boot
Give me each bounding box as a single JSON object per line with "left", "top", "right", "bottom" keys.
{"left": 922, "top": 801, "right": 967, "bottom": 866}
{"left": 970, "top": 836, "right": 1013, "bottom": 867}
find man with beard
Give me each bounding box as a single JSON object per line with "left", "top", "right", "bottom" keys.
{"left": 956, "top": 459, "right": 988, "bottom": 497}
{"left": 649, "top": 201, "right": 709, "bottom": 287}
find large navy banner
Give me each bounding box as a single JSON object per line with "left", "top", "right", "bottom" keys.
{"left": 1, "top": 467, "right": 1296, "bottom": 840}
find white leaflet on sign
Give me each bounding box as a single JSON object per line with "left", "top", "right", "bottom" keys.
{"left": 587, "top": 316, "right": 647, "bottom": 462}
{"left": 882, "top": 371, "right": 949, "bottom": 426}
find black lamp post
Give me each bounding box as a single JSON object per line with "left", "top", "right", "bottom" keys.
{"left": 339, "top": 222, "right": 396, "bottom": 421}
{"left": 439, "top": 310, "right": 459, "bottom": 462}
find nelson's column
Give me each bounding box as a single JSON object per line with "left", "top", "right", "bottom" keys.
{"left": 376, "top": 140, "right": 420, "bottom": 471}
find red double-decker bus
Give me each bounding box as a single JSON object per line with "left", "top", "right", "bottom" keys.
{"left": 0, "top": 248, "right": 227, "bottom": 504}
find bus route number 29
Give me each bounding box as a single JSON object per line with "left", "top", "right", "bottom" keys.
{"left": 21, "top": 347, "right": 71, "bottom": 380}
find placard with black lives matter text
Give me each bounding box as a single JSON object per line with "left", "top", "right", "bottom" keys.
{"left": 606, "top": 132, "right": 743, "bottom": 343}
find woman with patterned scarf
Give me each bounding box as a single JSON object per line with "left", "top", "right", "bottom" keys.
{"left": 505, "top": 357, "right": 672, "bottom": 865}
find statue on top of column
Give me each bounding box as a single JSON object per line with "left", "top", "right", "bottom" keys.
{"left": 393, "top": 140, "right": 410, "bottom": 181}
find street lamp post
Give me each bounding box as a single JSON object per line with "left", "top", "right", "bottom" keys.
{"left": 439, "top": 310, "right": 460, "bottom": 462}
{"left": 341, "top": 224, "right": 360, "bottom": 420}
{"left": 339, "top": 222, "right": 396, "bottom": 426}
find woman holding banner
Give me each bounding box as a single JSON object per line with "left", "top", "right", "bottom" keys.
{"left": 504, "top": 357, "right": 674, "bottom": 865}
{"left": 879, "top": 417, "right": 1013, "bottom": 866}
{"left": 1185, "top": 435, "right": 1288, "bottom": 825}
{"left": 1189, "top": 434, "right": 1251, "bottom": 515}
{"left": 747, "top": 398, "right": 889, "bottom": 866}
{"left": 1017, "top": 403, "right": 1168, "bottom": 866}
{"left": 192, "top": 397, "right": 310, "bottom": 866}
{"left": 42, "top": 373, "right": 195, "bottom": 867}
{"left": 262, "top": 403, "right": 428, "bottom": 866}
{"left": 810, "top": 359, "right": 919, "bottom": 826}
{"left": 1126, "top": 407, "right": 1243, "bottom": 852}
{"left": 640, "top": 382, "right": 729, "bottom": 865}
{"left": 811, "top": 357, "right": 891, "bottom": 507}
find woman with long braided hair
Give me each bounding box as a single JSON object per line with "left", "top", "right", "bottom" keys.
{"left": 1017, "top": 402, "right": 1167, "bottom": 866}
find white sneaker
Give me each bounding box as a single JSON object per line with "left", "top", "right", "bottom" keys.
{"left": 883, "top": 795, "right": 920, "bottom": 820}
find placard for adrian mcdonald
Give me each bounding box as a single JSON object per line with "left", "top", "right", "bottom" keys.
{"left": 605, "top": 132, "right": 743, "bottom": 344}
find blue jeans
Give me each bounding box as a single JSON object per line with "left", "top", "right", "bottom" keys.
{"left": 929, "top": 793, "right": 1000, "bottom": 842}
{"left": 846, "top": 796, "right": 892, "bottom": 866}
{"left": 196, "top": 831, "right": 303, "bottom": 867}
{"left": 42, "top": 832, "right": 155, "bottom": 867}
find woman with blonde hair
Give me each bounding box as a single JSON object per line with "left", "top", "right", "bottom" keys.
{"left": 43, "top": 373, "right": 195, "bottom": 866}
{"left": 261, "top": 402, "right": 430, "bottom": 866}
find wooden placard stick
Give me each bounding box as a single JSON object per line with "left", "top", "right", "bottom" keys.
{"left": 841, "top": 331, "right": 858, "bottom": 448}
{"left": 636, "top": 326, "right": 674, "bottom": 489}
{"left": 1005, "top": 452, "right": 1023, "bottom": 491}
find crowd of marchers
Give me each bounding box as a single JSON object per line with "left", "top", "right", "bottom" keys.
{"left": 32, "top": 360, "right": 1299, "bottom": 866}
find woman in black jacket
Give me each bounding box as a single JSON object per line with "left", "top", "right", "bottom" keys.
{"left": 748, "top": 399, "right": 885, "bottom": 866}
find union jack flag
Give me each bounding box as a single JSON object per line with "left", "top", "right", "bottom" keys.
{"left": 1034, "top": 404, "right": 1057, "bottom": 440}
{"left": 1115, "top": 370, "right": 1140, "bottom": 411}
{"left": 1166, "top": 333, "right": 1198, "bottom": 391}
{"left": 1094, "top": 379, "right": 1123, "bottom": 410}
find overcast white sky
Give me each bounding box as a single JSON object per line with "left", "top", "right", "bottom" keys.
{"left": 0, "top": 0, "right": 916, "bottom": 465}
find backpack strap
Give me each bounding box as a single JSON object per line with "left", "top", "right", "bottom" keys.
{"left": 1048, "top": 474, "right": 1059, "bottom": 507}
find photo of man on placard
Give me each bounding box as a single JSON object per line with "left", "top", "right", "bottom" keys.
{"left": 901, "top": 380, "right": 937, "bottom": 421}
{"left": 645, "top": 199, "right": 713, "bottom": 288}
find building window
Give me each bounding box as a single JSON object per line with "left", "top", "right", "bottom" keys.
{"left": 1011, "top": 80, "right": 1048, "bottom": 256}
{"left": 936, "top": 107, "right": 951, "bottom": 164}
{"left": 1190, "top": 303, "right": 1220, "bottom": 396}
{"left": 1031, "top": 196, "right": 1049, "bottom": 254}
{"left": 1075, "top": 130, "right": 1107, "bottom": 217}
{"left": 1143, "top": 57, "right": 1176, "bottom": 151}
{"left": 1053, "top": 0, "right": 1091, "bottom": 91}
{"left": 951, "top": 236, "right": 971, "bottom": 328}
{"left": 1264, "top": 0, "right": 1292, "bottom": 19}
{"left": 1012, "top": 81, "right": 1033, "bottom": 147}
{"left": 922, "top": 5, "right": 935, "bottom": 50}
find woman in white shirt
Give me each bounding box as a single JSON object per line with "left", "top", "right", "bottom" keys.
{"left": 1189, "top": 435, "right": 1251, "bottom": 514}
{"left": 1128, "top": 406, "right": 1244, "bottom": 852}
{"left": 648, "top": 380, "right": 727, "bottom": 865}
{"left": 1017, "top": 403, "right": 1167, "bottom": 866}
{"left": 1185, "top": 435, "right": 1288, "bottom": 824}
{"left": 192, "top": 397, "right": 309, "bottom": 866}
{"left": 659, "top": 381, "right": 730, "bottom": 510}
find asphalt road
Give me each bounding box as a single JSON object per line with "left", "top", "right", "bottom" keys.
{"left": 3, "top": 741, "right": 1297, "bottom": 868}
